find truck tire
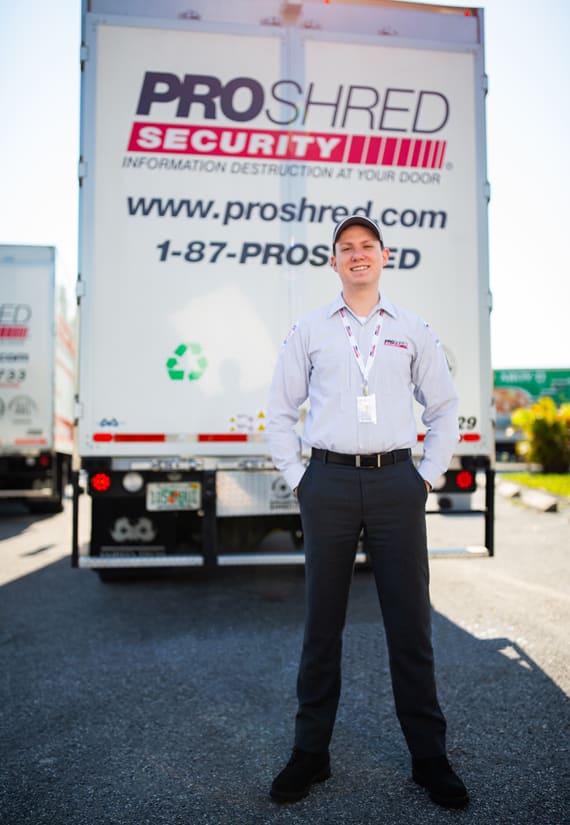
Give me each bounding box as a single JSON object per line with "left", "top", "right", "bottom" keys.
{"left": 28, "top": 498, "right": 64, "bottom": 515}
{"left": 28, "top": 454, "right": 69, "bottom": 514}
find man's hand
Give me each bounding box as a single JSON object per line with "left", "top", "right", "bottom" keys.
{"left": 424, "top": 480, "right": 432, "bottom": 494}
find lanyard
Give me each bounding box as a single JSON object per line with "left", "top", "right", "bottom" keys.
{"left": 339, "top": 307, "right": 384, "bottom": 395}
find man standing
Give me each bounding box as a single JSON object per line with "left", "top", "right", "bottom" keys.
{"left": 267, "top": 215, "right": 468, "bottom": 809}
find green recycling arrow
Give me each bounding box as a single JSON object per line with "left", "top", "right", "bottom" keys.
{"left": 166, "top": 342, "right": 208, "bottom": 381}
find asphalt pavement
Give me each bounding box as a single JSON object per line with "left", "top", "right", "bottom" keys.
{"left": 0, "top": 493, "right": 569, "bottom": 825}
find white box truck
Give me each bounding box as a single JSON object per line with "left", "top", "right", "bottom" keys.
{"left": 74, "top": 0, "right": 494, "bottom": 575}
{"left": 0, "top": 245, "right": 75, "bottom": 513}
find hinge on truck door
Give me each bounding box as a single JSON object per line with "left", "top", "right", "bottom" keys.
{"left": 78, "top": 160, "right": 88, "bottom": 184}
{"left": 74, "top": 399, "right": 84, "bottom": 422}
{"left": 75, "top": 279, "right": 86, "bottom": 301}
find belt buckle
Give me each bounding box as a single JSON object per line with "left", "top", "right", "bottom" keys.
{"left": 356, "top": 454, "right": 381, "bottom": 468}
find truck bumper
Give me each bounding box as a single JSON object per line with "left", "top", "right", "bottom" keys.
{"left": 74, "top": 461, "right": 304, "bottom": 568}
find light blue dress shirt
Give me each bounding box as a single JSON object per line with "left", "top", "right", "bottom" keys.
{"left": 267, "top": 292, "right": 459, "bottom": 490}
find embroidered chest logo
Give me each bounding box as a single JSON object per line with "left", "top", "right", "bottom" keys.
{"left": 384, "top": 338, "right": 409, "bottom": 350}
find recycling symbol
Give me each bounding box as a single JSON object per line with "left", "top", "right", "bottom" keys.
{"left": 166, "top": 342, "right": 208, "bottom": 381}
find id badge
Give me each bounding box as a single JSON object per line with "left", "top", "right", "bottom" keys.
{"left": 357, "top": 393, "right": 377, "bottom": 424}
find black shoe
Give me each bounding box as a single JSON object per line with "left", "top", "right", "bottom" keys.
{"left": 270, "top": 747, "right": 331, "bottom": 803}
{"left": 412, "top": 755, "right": 469, "bottom": 809}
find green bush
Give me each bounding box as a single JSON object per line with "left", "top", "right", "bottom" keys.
{"left": 511, "top": 398, "right": 570, "bottom": 473}
{"left": 501, "top": 472, "right": 570, "bottom": 498}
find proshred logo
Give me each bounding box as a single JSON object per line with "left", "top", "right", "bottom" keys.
{"left": 127, "top": 72, "right": 449, "bottom": 169}
{"left": 0, "top": 304, "right": 30, "bottom": 340}
{"left": 8, "top": 395, "right": 36, "bottom": 420}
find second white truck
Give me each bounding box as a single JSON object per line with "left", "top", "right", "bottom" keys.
{"left": 0, "top": 245, "right": 75, "bottom": 512}
{"left": 74, "top": 0, "right": 494, "bottom": 575}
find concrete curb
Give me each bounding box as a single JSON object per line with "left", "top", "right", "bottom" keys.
{"left": 497, "top": 481, "right": 559, "bottom": 513}
{"left": 497, "top": 481, "right": 521, "bottom": 499}
{"left": 520, "top": 488, "right": 559, "bottom": 513}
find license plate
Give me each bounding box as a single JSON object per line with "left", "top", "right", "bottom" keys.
{"left": 146, "top": 482, "right": 201, "bottom": 511}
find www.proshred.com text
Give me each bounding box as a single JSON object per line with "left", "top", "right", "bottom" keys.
{"left": 126, "top": 196, "right": 447, "bottom": 230}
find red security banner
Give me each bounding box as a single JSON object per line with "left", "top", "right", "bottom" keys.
{"left": 127, "top": 122, "right": 446, "bottom": 169}
{"left": 0, "top": 326, "right": 28, "bottom": 339}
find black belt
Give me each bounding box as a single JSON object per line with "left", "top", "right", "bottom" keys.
{"left": 311, "top": 447, "right": 411, "bottom": 468}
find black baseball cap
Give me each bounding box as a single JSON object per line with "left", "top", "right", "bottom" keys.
{"left": 332, "top": 215, "right": 384, "bottom": 248}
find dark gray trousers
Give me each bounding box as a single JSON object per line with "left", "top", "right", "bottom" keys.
{"left": 294, "top": 456, "right": 447, "bottom": 758}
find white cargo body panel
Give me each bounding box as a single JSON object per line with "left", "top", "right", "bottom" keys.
{"left": 0, "top": 244, "right": 74, "bottom": 511}
{"left": 0, "top": 245, "right": 57, "bottom": 452}
{"left": 78, "top": 22, "right": 290, "bottom": 457}
{"left": 75, "top": 0, "right": 494, "bottom": 567}
{"left": 78, "top": 1, "right": 492, "bottom": 461}
{"left": 298, "top": 34, "right": 492, "bottom": 458}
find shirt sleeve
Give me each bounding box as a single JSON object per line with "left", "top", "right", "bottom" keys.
{"left": 266, "top": 324, "right": 311, "bottom": 490}
{"left": 411, "top": 320, "right": 459, "bottom": 487}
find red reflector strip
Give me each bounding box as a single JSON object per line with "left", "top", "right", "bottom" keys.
{"left": 198, "top": 433, "right": 248, "bottom": 442}
{"left": 92, "top": 433, "right": 251, "bottom": 443}
{"left": 92, "top": 433, "right": 165, "bottom": 442}
{"left": 15, "top": 438, "right": 47, "bottom": 445}
{"left": 115, "top": 434, "right": 166, "bottom": 442}
{"left": 417, "top": 433, "right": 481, "bottom": 443}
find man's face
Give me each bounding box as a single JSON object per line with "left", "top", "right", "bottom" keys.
{"left": 331, "top": 225, "right": 390, "bottom": 292}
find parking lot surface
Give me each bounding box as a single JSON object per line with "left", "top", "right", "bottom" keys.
{"left": 1, "top": 494, "right": 569, "bottom": 824}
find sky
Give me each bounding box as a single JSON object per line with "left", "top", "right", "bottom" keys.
{"left": 0, "top": 0, "right": 569, "bottom": 369}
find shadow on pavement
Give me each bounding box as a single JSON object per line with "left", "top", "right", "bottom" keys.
{"left": 1, "top": 558, "right": 568, "bottom": 825}
{"left": 0, "top": 501, "right": 54, "bottom": 540}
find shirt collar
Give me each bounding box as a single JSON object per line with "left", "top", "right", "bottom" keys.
{"left": 326, "top": 292, "right": 398, "bottom": 320}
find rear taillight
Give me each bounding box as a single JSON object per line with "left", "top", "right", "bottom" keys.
{"left": 436, "top": 470, "right": 477, "bottom": 494}
{"left": 456, "top": 470, "right": 475, "bottom": 490}
{"left": 91, "top": 472, "right": 112, "bottom": 492}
